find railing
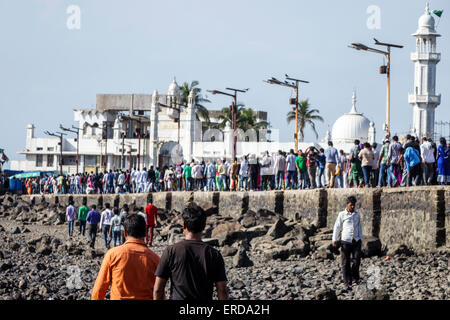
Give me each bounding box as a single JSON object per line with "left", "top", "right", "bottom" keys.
{"left": 410, "top": 52, "right": 441, "bottom": 61}
{"left": 408, "top": 94, "right": 441, "bottom": 104}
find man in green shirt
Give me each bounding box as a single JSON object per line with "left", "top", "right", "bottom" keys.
{"left": 296, "top": 150, "right": 308, "bottom": 189}
{"left": 78, "top": 199, "right": 89, "bottom": 236}
{"left": 183, "top": 163, "right": 193, "bottom": 191}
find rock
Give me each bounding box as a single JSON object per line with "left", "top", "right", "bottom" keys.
{"left": 232, "top": 248, "right": 253, "bottom": 268}
{"left": 292, "top": 266, "right": 304, "bottom": 275}
{"left": 211, "top": 222, "right": 242, "bottom": 239}
{"left": 245, "top": 225, "right": 269, "bottom": 241}
{"left": 0, "top": 225, "right": 5, "bottom": 232}
{"left": 36, "top": 261, "right": 47, "bottom": 269}
{"left": 198, "top": 202, "right": 217, "bottom": 216}
{"left": 264, "top": 247, "right": 291, "bottom": 261}
{"left": 314, "top": 288, "right": 337, "bottom": 300}
{"left": 219, "top": 230, "right": 248, "bottom": 246}
{"left": 221, "top": 246, "right": 238, "bottom": 257}
{"left": 18, "top": 279, "right": 27, "bottom": 290}
{"left": 36, "top": 243, "right": 52, "bottom": 256}
{"left": 22, "top": 228, "right": 31, "bottom": 233}
{"left": 266, "top": 219, "right": 291, "bottom": 240}
{"left": 362, "top": 236, "right": 382, "bottom": 258}
{"left": 85, "top": 249, "right": 105, "bottom": 259}
{"left": 230, "top": 279, "right": 246, "bottom": 290}
{"left": 202, "top": 238, "right": 219, "bottom": 247}
{"left": 0, "top": 261, "right": 13, "bottom": 271}
{"left": 38, "top": 285, "right": 48, "bottom": 298}
{"left": 10, "top": 227, "right": 20, "bottom": 235}
{"left": 387, "top": 244, "right": 414, "bottom": 256}
{"left": 10, "top": 243, "right": 20, "bottom": 252}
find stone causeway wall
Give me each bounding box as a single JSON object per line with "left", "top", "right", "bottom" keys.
{"left": 24, "top": 186, "right": 450, "bottom": 253}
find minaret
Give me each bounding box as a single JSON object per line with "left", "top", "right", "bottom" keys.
{"left": 150, "top": 89, "right": 159, "bottom": 167}
{"left": 184, "top": 89, "right": 196, "bottom": 162}
{"left": 408, "top": 2, "right": 441, "bottom": 139}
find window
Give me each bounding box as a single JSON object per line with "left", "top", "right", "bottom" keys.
{"left": 47, "top": 155, "right": 54, "bottom": 167}
{"left": 36, "top": 154, "right": 43, "bottom": 167}
{"left": 36, "top": 147, "right": 43, "bottom": 151}
{"left": 47, "top": 147, "right": 54, "bottom": 151}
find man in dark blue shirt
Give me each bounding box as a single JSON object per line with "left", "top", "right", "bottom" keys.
{"left": 317, "top": 148, "right": 326, "bottom": 188}
{"left": 86, "top": 204, "right": 101, "bottom": 248}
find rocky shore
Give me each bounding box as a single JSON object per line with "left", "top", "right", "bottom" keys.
{"left": 0, "top": 194, "right": 448, "bottom": 300}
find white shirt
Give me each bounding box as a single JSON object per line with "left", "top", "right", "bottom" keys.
{"left": 99, "top": 209, "right": 114, "bottom": 228}
{"left": 332, "top": 209, "right": 363, "bottom": 243}
{"left": 140, "top": 170, "right": 148, "bottom": 183}
{"left": 134, "top": 171, "right": 141, "bottom": 183}
{"left": 420, "top": 141, "right": 435, "bottom": 163}
{"left": 372, "top": 148, "right": 380, "bottom": 168}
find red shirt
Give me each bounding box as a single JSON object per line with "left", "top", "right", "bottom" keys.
{"left": 145, "top": 204, "right": 157, "bottom": 226}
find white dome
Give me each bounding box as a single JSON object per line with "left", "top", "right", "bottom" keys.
{"left": 168, "top": 77, "right": 180, "bottom": 96}
{"left": 419, "top": 13, "right": 435, "bottom": 30}
{"left": 331, "top": 92, "right": 371, "bottom": 144}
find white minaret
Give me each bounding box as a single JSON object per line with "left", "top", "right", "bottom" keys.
{"left": 408, "top": 2, "right": 441, "bottom": 139}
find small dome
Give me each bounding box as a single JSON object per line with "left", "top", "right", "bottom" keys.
{"left": 168, "top": 77, "right": 180, "bottom": 96}
{"left": 331, "top": 92, "right": 371, "bottom": 144}
{"left": 418, "top": 12, "right": 435, "bottom": 30}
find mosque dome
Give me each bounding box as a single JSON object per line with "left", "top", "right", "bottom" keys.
{"left": 168, "top": 77, "right": 180, "bottom": 96}
{"left": 331, "top": 92, "right": 371, "bottom": 144}
{"left": 414, "top": 3, "right": 439, "bottom": 36}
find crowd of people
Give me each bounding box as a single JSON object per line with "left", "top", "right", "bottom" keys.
{"left": 5, "top": 135, "right": 450, "bottom": 195}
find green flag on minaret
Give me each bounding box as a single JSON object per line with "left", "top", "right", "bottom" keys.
{"left": 432, "top": 9, "right": 443, "bottom": 18}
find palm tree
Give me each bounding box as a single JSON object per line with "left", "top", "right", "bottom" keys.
{"left": 179, "top": 81, "right": 211, "bottom": 123}
{"left": 217, "top": 105, "right": 269, "bottom": 135}
{"left": 286, "top": 99, "right": 324, "bottom": 142}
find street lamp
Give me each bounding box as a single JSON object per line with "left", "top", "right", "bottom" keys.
{"left": 60, "top": 124, "right": 80, "bottom": 174}
{"left": 118, "top": 114, "right": 147, "bottom": 170}
{"left": 348, "top": 38, "right": 403, "bottom": 137}
{"left": 264, "top": 75, "right": 309, "bottom": 151}
{"left": 157, "top": 101, "right": 186, "bottom": 165}
{"left": 207, "top": 87, "right": 249, "bottom": 160}
{"left": 44, "top": 130, "right": 67, "bottom": 176}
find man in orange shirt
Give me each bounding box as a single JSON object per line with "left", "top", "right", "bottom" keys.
{"left": 144, "top": 202, "right": 158, "bottom": 246}
{"left": 91, "top": 214, "right": 160, "bottom": 300}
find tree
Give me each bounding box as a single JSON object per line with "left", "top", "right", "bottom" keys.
{"left": 286, "top": 99, "right": 324, "bottom": 142}
{"left": 179, "top": 81, "right": 211, "bottom": 123}
{"left": 217, "top": 105, "right": 269, "bottom": 133}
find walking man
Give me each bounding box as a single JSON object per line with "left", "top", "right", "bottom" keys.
{"left": 332, "top": 196, "right": 363, "bottom": 290}
{"left": 325, "top": 141, "right": 339, "bottom": 188}
{"left": 86, "top": 204, "right": 101, "bottom": 248}
{"left": 153, "top": 202, "right": 228, "bottom": 300}
{"left": 65, "top": 200, "right": 76, "bottom": 237}
{"left": 78, "top": 199, "right": 89, "bottom": 236}
{"left": 99, "top": 203, "right": 114, "bottom": 249}
{"left": 92, "top": 214, "right": 160, "bottom": 300}
{"left": 145, "top": 201, "right": 158, "bottom": 246}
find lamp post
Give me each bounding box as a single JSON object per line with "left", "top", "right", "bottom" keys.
{"left": 207, "top": 88, "right": 248, "bottom": 160}
{"left": 119, "top": 114, "right": 147, "bottom": 170}
{"left": 157, "top": 101, "right": 186, "bottom": 165}
{"left": 264, "top": 75, "right": 309, "bottom": 151}
{"left": 60, "top": 124, "right": 80, "bottom": 174}
{"left": 348, "top": 39, "right": 403, "bottom": 137}
{"left": 44, "top": 130, "right": 67, "bottom": 176}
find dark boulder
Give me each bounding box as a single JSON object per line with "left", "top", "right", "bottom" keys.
{"left": 362, "top": 236, "right": 382, "bottom": 258}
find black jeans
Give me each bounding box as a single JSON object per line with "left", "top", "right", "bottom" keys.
{"left": 341, "top": 239, "right": 362, "bottom": 286}
{"left": 88, "top": 224, "right": 98, "bottom": 248}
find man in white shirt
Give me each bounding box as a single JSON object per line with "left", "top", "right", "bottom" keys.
{"left": 332, "top": 196, "right": 363, "bottom": 289}
{"left": 130, "top": 168, "right": 137, "bottom": 193}
{"left": 139, "top": 168, "right": 148, "bottom": 193}
{"left": 420, "top": 137, "right": 435, "bottom": 185}
{"left": 134, "top": 169, "right": 142, "bottom": 193}
{"left": 99, "top": 203, "right": 114, "bottom": 249}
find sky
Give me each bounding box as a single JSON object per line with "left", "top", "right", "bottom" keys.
{"left": 0, "top": 0, "right": 448, "bottom": 164}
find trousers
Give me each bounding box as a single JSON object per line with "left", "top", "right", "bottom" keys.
{"left": 341, "top": 239, "right": 362, "bottom": 286}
